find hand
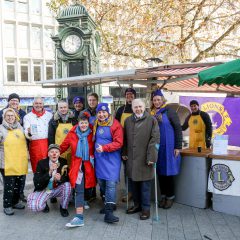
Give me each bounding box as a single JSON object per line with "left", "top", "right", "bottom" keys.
{"left": 49, "top": 163, "right": 58, "bottom": 174}
{"left": 96, "top": 144, "right": 103, "bottom": 153}
{"left": 90, "top": 156, "right": 94, "bottom": 168}
{"left": 122, "top": 156, "right": 128, "bottom": 161}
{"left": 54, "top": 173, "right": 61, "bottom": 181}
{"left": 174, "top": 149, "right": 180, "bottom": 157}
{"left": 147, "top": 161, "right": 154, "bottom": 166}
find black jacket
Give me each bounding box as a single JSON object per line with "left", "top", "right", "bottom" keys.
{"left": 48, "top": 112, "right": 78, "bottom": 145}
{"left": 182, "top": 110, "right": 212, "bottom": 148}
{"left": 33, "top": 157, "right": 69, "bottom": 192}
{"left": 115, "top": 103, "right": 133, "bottom": 122}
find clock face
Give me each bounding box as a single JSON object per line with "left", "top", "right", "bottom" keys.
{"left": 62, "top": 34, "right": 82, "bottom": 54}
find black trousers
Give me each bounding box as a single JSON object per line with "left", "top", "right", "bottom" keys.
{"left": 158, "top": 175, "right": 175, "bottom": 199}
{"left": 0, "top": 169, "right": 23, "bottom": 208}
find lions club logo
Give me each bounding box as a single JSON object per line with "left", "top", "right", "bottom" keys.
{"left": 201, "top": 102, "right": 232, "bottom": 137}
{"left": 63, "top": 128, "right": 69, "bottom": 135}
{"left": 210, "top": 164, "right": 235, "bottom": 191}
{"left": 99, "top": 128, "right": 104, "bottom": 135}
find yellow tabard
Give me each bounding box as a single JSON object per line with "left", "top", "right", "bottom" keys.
{"left": 188, "top": 115, "right": 206, "bottom": 149}
{"left": 55, "top": 123, "right": 72, "bottom": 165}
{"left": 120, "top": 113, "right": 132, "bottom": 127}
{"left": 4, "top": 129, "right": 28, "bottom": 176}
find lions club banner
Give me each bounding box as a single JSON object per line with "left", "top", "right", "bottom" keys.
{"left": 180, "top": 96, "right": 240, "bottom": 147}
{"left": 208, "top": 159, "right": 240, "bottom": 196}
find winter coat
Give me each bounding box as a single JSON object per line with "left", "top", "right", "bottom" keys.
{"left": 33, "top": 157, "right": 69, "bottom": 192}
{"left": 60, "top": 125, "right": 96, "bottom": 189}
{"left": 123, "top": 111, "right": 160, "bottom": 181}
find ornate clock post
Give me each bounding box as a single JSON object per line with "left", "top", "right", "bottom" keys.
{"left": 52, "top": 4, "right": 100, "bottom": 103}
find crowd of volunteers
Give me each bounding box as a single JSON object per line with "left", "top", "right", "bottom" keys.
{"left": 0, "top": 90, "right": 212, "bottom": 227}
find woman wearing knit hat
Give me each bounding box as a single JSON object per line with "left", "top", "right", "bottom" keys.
{"left": 93, "top": 103, "right": 123, "bottom": 223}
{"left": 0, "top": 108, "right": 28, "bottom": 215}
{"left": 151, "top": 89, "right": 182, "bottom": 209}
{"left": 60, "top": 111, "right": 96, "bottom": 227}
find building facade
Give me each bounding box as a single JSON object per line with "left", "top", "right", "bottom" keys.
{"left": 0, "top": 0, "right": 57, "bottom": 108}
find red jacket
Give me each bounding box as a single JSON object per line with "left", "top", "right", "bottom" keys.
{"left": 60, "top": 125, "right": 96, "bottom": 189}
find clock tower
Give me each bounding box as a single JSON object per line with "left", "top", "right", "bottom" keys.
{"left": 52, "top": 4, "right": 100, "bottom": 102}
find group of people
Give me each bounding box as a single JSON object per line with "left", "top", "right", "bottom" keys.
{"left": 0, "top": 89, "right": 212, "bottom": 228}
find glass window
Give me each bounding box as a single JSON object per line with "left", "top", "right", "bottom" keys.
{"left": 33, "top": 62, "right": 41, "bottom": 82}
{"left": 18, "top": 25, "right": 28, "bottom": 48}
{"left": 20, "top": 62, "right": 29, "bottom": 82}
{"left": 7, "top": 63, "right": 15, "bottom": 82}
{"left": 4, "top": 0, "right": 14, "bottom": 10}
{"left": 46, "top": 66, "right": 53, "bottom": 80}
{"left": 18, "top": 0, "right": 28, "bottom": 13}
{"left": 4, "top": 23, "right": 15, "bottom": 48}
{"left": 31, "top": 0, "right": 41, "bottom": 14}
{"left": 31, "top": 26, "right": 41, "bottom": 49}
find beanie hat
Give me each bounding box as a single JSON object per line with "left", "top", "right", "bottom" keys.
{"left": 48, "top": 144, "right": 60, "bottom": 152}
{"left": 78, "top": 111, "right": 90, "bottom": 121}
{"left": 125, "top": 88, "right": 136, "bottom": 97}
{"left": 8, "top": 93, "right": 20, "bottom": 102}
{"left": 190, "top": 100, "right": 199, "bottom": 106}
{"left": 73, "top": 96, "right": 84, "bottom": 104}
{"left": 96, "top": 103, "right": 110, "bottom": 114}
{"left": 152, "top": 89, "right": 163, "bottom": 98}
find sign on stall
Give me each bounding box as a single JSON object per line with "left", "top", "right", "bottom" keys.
{"left": 212, "top": 135, "right": 228, "bottom": 155}
{"left": 208, "top": 159, "right": 239, "bottom": 196}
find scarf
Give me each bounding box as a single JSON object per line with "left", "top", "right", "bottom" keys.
{"left": 32, "top": 108, "right": 46, "bottom": 117}
{"left": 93, "top": 115, "right": 113, "bottom": 138}
{"left": 75, "top": 126, "right": 91, "bottom": 161}
{"left": 151, "top": 104, "right": 167, "bottom": 122}
{"left": 2, "top": 119, "right": 19, "bottom": 130}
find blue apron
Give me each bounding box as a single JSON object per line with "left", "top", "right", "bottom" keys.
{"left": 95, "top": 125, "right": 121, "bottom": 181}
{"left": 156, "top": 108, "right": 181, "bottom": 176}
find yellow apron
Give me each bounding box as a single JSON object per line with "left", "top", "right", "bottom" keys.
{"left": 189, "top": 115, "right": 206, "bottom": 149}
{"left": 120, "top": 113, "right": 132, "bottom": 127}
{"left": 55, "top": 123, "right": 72, "bottom": 166}
{"left": 4, "top": 129, "right": 28, "bottom": 176}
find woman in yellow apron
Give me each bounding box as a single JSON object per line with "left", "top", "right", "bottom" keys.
{"left": 0, "top": 108, "right": 28, "bottom": 215}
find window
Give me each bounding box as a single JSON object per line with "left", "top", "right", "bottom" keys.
{"left": 4, "top": 23, "right": 15, "bottom": 48}
{"left": 18, "top": 0, "right": 28, "bottom": 13}
{"left": 33, "top": 61, "right": 41, "bottom": 82}
{"left": 31, "top": 0, "right": 41, "bottom": 15}
{"left": 18, "top": 25, "right": 28, "bottom": 49}
{"left": 46, "top": 62, "right": 54, "bottom": 80}
{"left": 6, "top": 60, "right": 15, "bottom": 82}
{"left": 20, "top": 61, "right": 29, "bottom": 82}
{"left": 4, "top": 0, "right": 14, "bottom": 11}
{"left": 31, "top": 26, "right": 41, "bottom": 49}
{"left": 44, "top": 28, "right": 54, "bottom": 51}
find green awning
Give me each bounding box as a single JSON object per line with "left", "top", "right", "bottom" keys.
{"left": 198, "top": 59, "right": 240, "bottom": 86}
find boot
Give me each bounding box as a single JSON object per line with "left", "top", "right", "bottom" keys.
{"left": 158, "top": 198, "right": 166, "bottom": 208}
{"left": 104, "top": 203, "right": 119, "bottom": 223}
{"left": 164, "top": 199, "right": 173, "bottom": 209}
{"left": 100, "top": 203, "right": 117, "bottom": 214}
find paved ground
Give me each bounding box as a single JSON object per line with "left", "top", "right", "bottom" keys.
{"left": 0, "top": 170, "right": 240, "bottom": 240}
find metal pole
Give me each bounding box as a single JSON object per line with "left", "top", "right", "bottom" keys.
{"left": 153, "top": 163, "right": 159, "bottom": 222}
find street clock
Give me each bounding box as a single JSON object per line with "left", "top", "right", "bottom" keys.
{"left": 61, "top": 34, "right": 82, "bottom": 54}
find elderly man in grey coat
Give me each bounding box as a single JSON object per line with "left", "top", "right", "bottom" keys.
{"left": 123, "top": 98, "right": 160, "bottom": 220}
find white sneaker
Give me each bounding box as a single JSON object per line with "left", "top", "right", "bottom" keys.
{"left": 66, "top": 217, "right": 84, "bottom": 228}
{"left": 84, "top": 201, "right": 90, "bottom": 210}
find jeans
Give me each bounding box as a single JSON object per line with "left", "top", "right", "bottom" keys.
{"left": 98, "top": 179, "right": 117, "bottom": 204}
{"left": 75, "top": 178, "right": 84, "bottom": 208}
{"left": 132, "top": 180, "right": 152, "bottom": 211}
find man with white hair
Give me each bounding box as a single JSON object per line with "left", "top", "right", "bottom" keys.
{"left": 123, "top": 99, "right": 160, "bottom": 220}
{"left": 23, "top": 97, "right": 52, "bottom": 173}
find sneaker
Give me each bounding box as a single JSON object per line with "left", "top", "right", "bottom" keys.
{"left": 13, "top": 202, "right": 25, "bottom": 209}
{"left": 60, "top": 205, "right": 69, "bottom": 217}
{"left": 84, "top": 201, "right": 90, "bottom": 210}
{"left": 4, "top": 207, "right": 14, "bottom": 216}
{"left": 66, "top": 217, "right": 84, "bottom": 228}
{"left": 20, "top": 193, "right": 27, "bottom": 203}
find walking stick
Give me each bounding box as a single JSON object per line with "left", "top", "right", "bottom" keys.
{"left": 153, "top": 163, "right": 160, "bottom": 222}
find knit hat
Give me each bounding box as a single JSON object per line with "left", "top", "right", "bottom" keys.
{"left": 73, "top": 96, "right": 84, "bottom": 104}
{"left": 96, "top": 103, "right": 110, "bottom": 114}
{"left": 8, "top": 93, "right": 20, "bottom": 102}
{"left": 152, "top": 89, "right": 163, "bottom": 98}
{"left": 125, "top": 88, "right": 136, "bottom": 97}
{"left": 48, "top": 144, "right": 60, "bottom": 152}
{"left": 190, "top": 100, "right": 199, "bottom": 106}
{"left": 78, "top": 111, "right": 90, "bottom": 121}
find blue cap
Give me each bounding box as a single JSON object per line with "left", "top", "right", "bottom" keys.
{"left": 73, "top": 96, "right": 84, "bottom": 104}
{"left": 152, "top": 89, "right": 163, "bottom": 98}
{"left": 96, "top": 103, "right": 110, "bottom": 114}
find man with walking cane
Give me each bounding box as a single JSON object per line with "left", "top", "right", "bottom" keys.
{"left": 123, "top": 99, "right": 160, "bottom": 220}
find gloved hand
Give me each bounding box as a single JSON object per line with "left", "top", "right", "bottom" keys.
{"left": 90, "top": 156, "right": 94, "bottom": 168}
